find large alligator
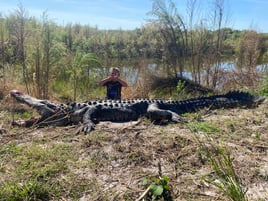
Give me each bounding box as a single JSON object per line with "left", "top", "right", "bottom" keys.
{"left": 10, "top": 89, "right": 265, "bottom": 133}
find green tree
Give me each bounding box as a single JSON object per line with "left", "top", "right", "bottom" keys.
{"left": 68, "top": 52, "right": 101, "bottom": 100}
{"left": 148, "top": 0, "right": 187, "bottom": 77}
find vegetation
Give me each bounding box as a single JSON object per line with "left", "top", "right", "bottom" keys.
{"left": 0, "top": 142, "right": 86, "bottom": 200}
{"left": 1, "top": 90, "right": 268, "bottom": 200}
{"left": 0, "top": 1, "right": 268, "bottom": 198}
{"left": 259, "top": 77, "right": 268, "bottom": 96}
{"left": 197, "top": 136, "right": 248, "bottom": 201}
{"left": 0, "top": 0, "right": 267, "bottom": 100}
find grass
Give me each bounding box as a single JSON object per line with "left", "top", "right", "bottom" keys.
{"left": 1, "top": 89, "right": 268, "bottom": 200}
{"left": 0, "top": 141, "right": 93, "bottom": 200}
{"left": 185, "top": 114, "right": 248, "bottom": 200}
{"left": 187, "top": 121, "right": 221, "bottom": 134}
{"left": 196, "top": 136, "right": 249, "bottom": 201}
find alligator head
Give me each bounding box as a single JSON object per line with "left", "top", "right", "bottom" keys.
{"left": 10, "top": 90, "right": 69, "bottom": 127}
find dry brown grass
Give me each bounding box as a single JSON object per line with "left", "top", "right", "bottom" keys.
{"left": 0, "top": 90, "right": 268, "bottom": 200}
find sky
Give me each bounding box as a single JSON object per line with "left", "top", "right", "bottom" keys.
{"left": 1, "top": 0, "right": 268, "bottom": 33}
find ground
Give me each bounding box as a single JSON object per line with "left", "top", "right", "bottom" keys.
{"left": 0, "top": 93, "right": 268, "bottom": 201}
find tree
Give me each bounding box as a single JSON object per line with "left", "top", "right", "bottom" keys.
{"left": 211, "top": 0, "right": 225, "bottom": 88}
{"left": 8, "top": 4, "right": 30, "bottom": 93}
{"left": 236, "top": 30, "right": 260, "bottom": 70}
{"left": 187, "top": 0, "right": 207, "bottom": 84}
{"left": 148, "top": 0, "right": 187, "bottom": 77}
{"left": 0, "top": 14, "right": 8, "bottom": 88}
{"left": 68, "top": 52, "right": 101, "bottom": 100}
{"left": 41, "top": 13, "right": 53, "bottom": 99}
{"left": 235, "top": 30, "right": 261, "bottom": 87}
{"left": 205, "top": 0, "right": 229, "bottom": 88}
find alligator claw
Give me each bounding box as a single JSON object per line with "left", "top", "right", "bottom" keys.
{"left": 171, "top": 115, "right": 181, "bottom": 122}
{"left": 82, "top": 123, "right": 95, "bottom": 134}
{"left": 73, "top": 122, "right": 94, "bottom": 134}
{"left": 74, "top": 122, "right": 96, "bottom": 134}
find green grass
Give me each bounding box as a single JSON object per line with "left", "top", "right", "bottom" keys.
{"left": 0, "top": 141, "right": 91, "bottom": 200}
{"left": 187, "top": 121, "right": 221, "bottom": 134}
{"left": 195, "top": 135, "right": 249, "bottom": 201}
{"left": 188, "top": 118, "right": 249, "bottom": 201}
{"left": 204, "top": 145, "right": 248, "bottom": 201}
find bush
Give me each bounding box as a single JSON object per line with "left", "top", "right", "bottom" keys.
{"left": 258, "top": 77, "right": 268, "bottom": 96}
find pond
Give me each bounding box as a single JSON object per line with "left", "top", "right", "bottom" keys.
{"left": 95, "top": 58, "right": 268, "bottom": 88}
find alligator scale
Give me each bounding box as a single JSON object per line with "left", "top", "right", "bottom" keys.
{"left": 10, "top": 90, "right": 265, "bottom": 133}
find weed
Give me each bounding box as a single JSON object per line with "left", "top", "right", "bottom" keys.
{"left": 141, "top": 176, "right": 172, "bottom": 201}
{"left": 138, "top": 162, "right": 173, "bottom": 201}
{"left": 0, "top": 142, "right": 85, "bottom": 200}
{"left": 89, "top": 151, "right": 108, "bottom": 169}
{"left": 176, "top": 80, "right": 186, "bottom": 94}
{"left": 258, "top": 77, "right": 268, "bottom": 96}
{"left": 196, "top": 136, "right": 248, "bottom": 201}
{"left": 182, "top": 112, "right": 204, "bottom": 122}
{"left": 187, "top": 121, "right": 220, "bottom": 134}
{"left": 18, "top": 111, "right": 35, "bottom": 119}
{"left": 0, "top": 180, "right": 51, "bottom": 201}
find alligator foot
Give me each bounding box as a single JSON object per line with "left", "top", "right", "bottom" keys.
{"left": 75, "top": 122, "right": 96, "bottom": 134}
{"left": 170, "top": 111, "right": 182, "bottom": 122}
{"left": 147, "top": 103, "right": 183, "bottom": 123}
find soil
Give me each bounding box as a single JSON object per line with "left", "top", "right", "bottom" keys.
{"left": 0, "top": 93, "right": 268, "bottom": 200}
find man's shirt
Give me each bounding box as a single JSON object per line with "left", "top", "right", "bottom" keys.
{"left": 105, "top": 81, "right": 122, "bottom": 100}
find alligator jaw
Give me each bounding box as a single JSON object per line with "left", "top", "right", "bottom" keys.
{"left": 10, "top": 90, "right": 58, "bottom": 115}
{"left": 10, "top": 90, "right": 64, "bottom": 127}
{"left": 11, "top": 90, "right": 46, "bottom": 108}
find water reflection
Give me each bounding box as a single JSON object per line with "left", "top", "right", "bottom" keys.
{"left": 95, "top": 58, "right": 268, "bottom": 88}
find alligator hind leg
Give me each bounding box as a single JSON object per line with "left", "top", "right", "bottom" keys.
{"left": 146, "top": 103, "right": 181, "bottom": 123}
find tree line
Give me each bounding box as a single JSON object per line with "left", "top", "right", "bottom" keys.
{"left": 0, "top": 0, "right": 267, "bottom": 100}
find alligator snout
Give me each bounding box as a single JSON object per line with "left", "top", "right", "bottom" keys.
{"left": 10, "top": 90, "right": 23, "bottom": 98}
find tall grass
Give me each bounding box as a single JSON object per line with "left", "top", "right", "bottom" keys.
{"left": 187, "top": 120, "right": 248, "bottom": 201}
{"left": 196, "top": 135, "right": 248, "bottom": 201}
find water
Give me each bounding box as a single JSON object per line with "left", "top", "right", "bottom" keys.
{"left": 93, "top": 58, "right": 268, "bottom": 88}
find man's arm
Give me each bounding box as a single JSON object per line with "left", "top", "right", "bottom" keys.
{"left": 99, "top": 77, "right": 112, "bottom": 86}
{"left": 116, "top": 77, "right": 128, "bottom": 87}
{"left": 99, "top": 76, "right": 128, "bottom": 87}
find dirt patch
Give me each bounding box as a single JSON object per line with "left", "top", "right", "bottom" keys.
{"left": 0, "top": 96, "right": 268, "bottom": 200}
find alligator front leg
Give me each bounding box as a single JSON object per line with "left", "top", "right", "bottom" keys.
{"left": 81, "top": 107, "right": 98, "bottom": 134}
{"left": 74, "top": 118, "right": 96, "bottom": 134}
{"left": 74, "top": 105, "right": 140, "bottom": 134}
{"left": 146, "top": 103, "right": 181, "bottom": 123}
{"left": 70, "top": 106, "right": 97, "bottom": 134}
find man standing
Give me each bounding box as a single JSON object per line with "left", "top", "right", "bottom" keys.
{"left": 99, "top": 67, "right": 128, "bottom": 100}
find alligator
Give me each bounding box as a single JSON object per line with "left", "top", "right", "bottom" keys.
{"left": 10, "top": 89, "right": 265, "bottom": 134}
